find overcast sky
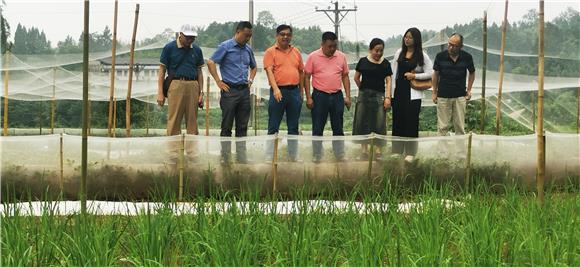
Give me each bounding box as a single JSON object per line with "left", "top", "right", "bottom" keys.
{"left": 3, "top": 0, "right": 578, "bottom": 46}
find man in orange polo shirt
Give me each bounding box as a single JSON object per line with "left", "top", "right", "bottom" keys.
{"left": 263, "top": 24, "right": 304, "bottom": 161}
{"left": 304, "top": 31, "right": 351, "bottom": 162}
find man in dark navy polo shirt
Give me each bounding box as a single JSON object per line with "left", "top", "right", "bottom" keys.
{"left": 207, "top": 21, "right": 257, "bottom": 164}
{"left": 157, "top": 24, "right": 204, "bottom": 137}
{"left": 432, "top": 33, "right": 476, "bottom": 136}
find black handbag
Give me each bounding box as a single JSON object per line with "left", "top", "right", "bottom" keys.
{"left": 163, "top": 48, "right": 191, "bottom": 97}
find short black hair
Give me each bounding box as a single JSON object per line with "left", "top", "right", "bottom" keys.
{"left": 450, "top": 33, "right": 464, "bottom": 46}
{"left": 369, "top": 38, "right": 384, "bottom": 50}
{"left": 276, "top": 24, "right": 292, "bottom": 34}
{"left": 236, "top": 21, "right": 253, "bottom": 31}
{"left": 321, "top": 31, "right": 338, "bottom": 42}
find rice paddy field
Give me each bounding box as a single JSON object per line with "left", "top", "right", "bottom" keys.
{"left": 2, "top": 178, "right": 578, "bottom": 266}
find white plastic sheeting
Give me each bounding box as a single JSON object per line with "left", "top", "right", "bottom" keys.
{"left": 0, "top": 199, "right": 465, "bottom": 217}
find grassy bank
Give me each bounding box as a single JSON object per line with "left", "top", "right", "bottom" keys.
{"left": 2, "top": 181, "right": 578, "bottom": 266}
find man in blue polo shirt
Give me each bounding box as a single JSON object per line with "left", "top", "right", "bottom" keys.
{"left": 157, "top": 24, "right": 204, "bottom": 137}
{"left": 207, "top": 21, "right": 257, "bottom": 164}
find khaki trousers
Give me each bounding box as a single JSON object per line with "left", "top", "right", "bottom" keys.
{"left": 167, "top": 80, "right": 200, "bottom": 162}
{"left": 167, "top": 80, "right": 200, "bottom": 135}
{"left": 437, "top": 96, "right": 466, "bottom": 136}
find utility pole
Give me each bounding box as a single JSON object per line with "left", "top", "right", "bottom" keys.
{"left": 249, "top": 0, "right": 254, "bottom": 46}
{"left": 315, "top": 1, "right": 357, "bottom": 41}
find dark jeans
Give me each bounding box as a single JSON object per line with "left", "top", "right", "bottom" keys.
{"left": 266, "top": 85, "right": 302, "bottom": 160}
{"left": 311, "top": 89, "right": 345, "bottom": 161}
{"left": 220, "top": 85, "right": 251, "bottom": 163}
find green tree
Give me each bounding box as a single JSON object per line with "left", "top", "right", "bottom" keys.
{"left": 12, "top": 23, "right": 25, "bottom": 54}
{"left": 257, "top": 10, "right": 276, "bottom": 29}
{"left": 12, "top": 24, "right": 52, "bottom": 54}
{"left": 0, "top": 0, "right": 11, "bottom": 54}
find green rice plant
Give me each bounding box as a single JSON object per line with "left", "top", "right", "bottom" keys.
{"left": 56, "top": 214, "right": 126, "bottom": 266}
{"left": 1, "top": 174, "right": 578, "bottom": 265}
{"left": 123, "top": 203, "right": 180, "bottom": 266}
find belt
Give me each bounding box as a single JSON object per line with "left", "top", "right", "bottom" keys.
{"left": 314, "top": 88, "right": 341, "bottom": 95}
{"left": 225, "top": 82, "right": 249, "bottom": 90}
{"left": 278, "top": 84, "right": 299, "bottom": 90}
{"left": 173, "top": 76, "right": 195, "bottom": 81}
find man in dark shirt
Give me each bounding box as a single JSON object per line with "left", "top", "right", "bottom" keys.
{"left": 432, "top": 33, "right": 476, "bottom": 136}
{"left": 157, "top": 24, "right": 205, "bottom": 163}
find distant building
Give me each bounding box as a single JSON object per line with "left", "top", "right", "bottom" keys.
{"left": 98, "top": 57, "right": 160, "bottom": 81}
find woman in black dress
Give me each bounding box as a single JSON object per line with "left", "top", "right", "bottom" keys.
{"left": 390, "top": 28, "right": 433, "bottom": 162}
{"left": 353, "top": 38, "right": 393, "bottom": 159}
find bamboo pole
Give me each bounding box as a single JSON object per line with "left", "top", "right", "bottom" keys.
{"left": 536, "top": 0, "right": 545, "bottom": 205}
{"left": 272, "top": 134, "right": 279, "bottom": 193}
{"left": 113, "top": 97, "right": 117, "bottom": 137}
{"left": 465, "top": 132, "right": 473, "bottom": 191}
{"left": 253, "top": 94, "right": 257, "bottom": 136}
{"left": 3, "top": 52, "right": 9, "bottom": 136}
{"left": 576, "top": 87, "right": 580, "bottom": 134}
{"left": 38, "top": 101, "right": 42, "bottom": 135}
{"left": 51, "top": 67, "right": 56, "bottom": 134}
{"left": 367, "top": 133, "right": 375, "bottom": 180}
{"left": 87, "top": 99, "right": 91, "bottom": 136}
{"left": 81, "top": 0, "right": 90, "bottom": 215}
{"left": 145, "top": 96, "right": 150, "bottom": 136}
{"left": 107, "top": 0, "right": 118, "bottom": 137}
{"left": 205, "top": 76, "right": 210, "bottom": 136}
{"left": 125, "top": 4, "right": 140, "bottom": 137}
{"left": 59, "top": 133, "right": 64, "bottom": 193}
{"left": 495, "top": 0, "right": 509, "bottom": 136}
{"left": 532, "top": 91, "right": 536, "bottom": 132}
{"left": 480, "top": 11, "right": 488, "bottom": 134}
{"left": 179, "top": 133, "right": 185, "bottom": 201}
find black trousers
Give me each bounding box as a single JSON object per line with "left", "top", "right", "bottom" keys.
{"left": 392, "top": 98, "right": 421, "bottom": 156}
{"left": 220, "top": 86, "right": 251, "bottom": 163}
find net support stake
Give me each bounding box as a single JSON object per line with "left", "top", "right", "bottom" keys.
{"left": 87, "top": 100, "right": 91, "bottom": 136}
{"left": 107, "top": 0, "right": 118, "bottom": 137}
{"left": 253, "top": 94, "right": 258, "bottom": 136}
{"left": 205, "top": 76, "right": 210, "bottom": 136}
{"left": 537, "top": 0, "right": 546, "bottom": 206}
{"left": 576, "top": 87, "right": 580, "bottom": 134}
{"left": 125, "top": 3, "right": 140, "bottom": 137}
{"left": 480, "top": 11, "right": 487, "bottom": 134}
{"left": 465, "top": 132, "right": 473, "bottom": 192}
{"left": 113, "top": 97, "right": 117, "bottom": 138}
{"left": 179, "top": 133, "right": 185, "bottom": 201}
{"left": 495, "top": 0, "right": 509, "bottom": 135}
{"left": 367, "top": 133, "right": 375, "bottom": 181}
{"left": 51, "top": 67, "right": 56, "bottom": 134}
{"left": 59, "top": 133, "right": 64, "bottom": 194}
{"left": 145, "top": 95, "right": 150, "bottom": 137}
{"left": 80, "top": 0, "right": 90, "bottom": 215}
{"left": 272, "top": 134, "right": 279, "bottom": 193}
{"left": 2, "top": 52, "right": 9, "bottom": 136}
